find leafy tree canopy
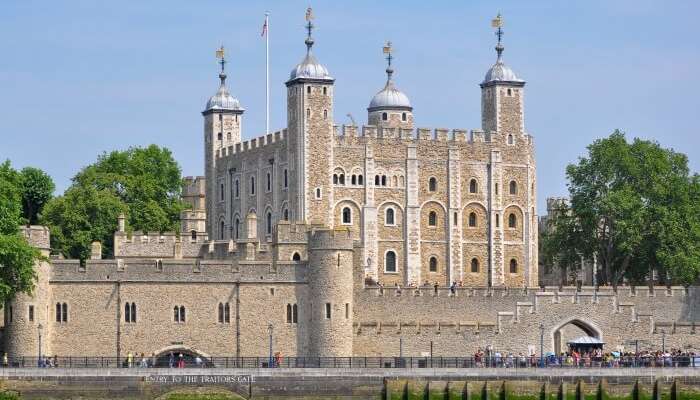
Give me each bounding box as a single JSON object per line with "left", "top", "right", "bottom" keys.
{"left": 542, "top": 131, "right": 700, "bottom": 286}
{"left": 41, "top": 145, "right": 186, "bottom": 259}
{"left": 0, "top": 161, "right": 42, "bottom": 303}
{"left": 20, "top": 167, "right": 55, "bottom": 225}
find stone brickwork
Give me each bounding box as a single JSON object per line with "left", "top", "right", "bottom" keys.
{"left": 7, "top": 23, "right": 694, "bottom": 362}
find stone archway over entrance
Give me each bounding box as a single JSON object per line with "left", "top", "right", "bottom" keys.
{"left": 153, "top": 345, "right": 212, "bottom": 367}
{"left": 552, "top": 318, "right": 602, "bottom": 355}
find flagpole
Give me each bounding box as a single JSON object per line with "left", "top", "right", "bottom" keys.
{"left": 265, "top": 11, "right": 270, "bottom": 135}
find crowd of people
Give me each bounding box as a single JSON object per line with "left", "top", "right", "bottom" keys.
{"left": 471, "top": 348, "right": 699, "bottom": 368}
{"left": 374, "top": 279, "right": 464, "bottom": 295}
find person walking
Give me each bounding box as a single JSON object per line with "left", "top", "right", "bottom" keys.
{"left": 168, "top": 352, "right": 174, "bottom": 368}
{"left": 2, "top": 352, "right": 8, "bottom": 367}
{"left": 127, "top": 351, "right": 133, "bottom": 368}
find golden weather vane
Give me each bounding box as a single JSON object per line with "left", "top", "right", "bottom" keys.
{"left": 216, "top": 45, "right": 226, "bottom": 73}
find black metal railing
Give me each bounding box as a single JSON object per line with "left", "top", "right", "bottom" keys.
{"left": 2, "top": 355, "right": 698, "bottom": 369}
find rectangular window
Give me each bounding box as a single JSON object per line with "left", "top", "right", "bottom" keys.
{"left": 266, "top": 172, "right": 272, "bottom": 192}
{"left": 345, "top": 303, "right": 349, "bottom": 319}
{"left": 283, "top": 169, "right": 288, "bottom": 188}
{"left": 28, "top": 305, "right": 34, "bottom": 322}
{"left": 325, "top": 303, "right": 331, "bottom": 319}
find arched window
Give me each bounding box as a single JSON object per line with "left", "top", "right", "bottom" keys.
{"left": 375, "top": 175, "right": 380, "bottom": 186}
{"left": 323, "top": 86, "right": 327, "bottom": 95}
{"left": 306, "top": 108, "right": 310, "bottom": 118}
{"left": 429, "top": 257, "right": 438, "bottom": 272}
{"left": 250, "top": 176, "right": 256, "bottom": 195}
{"left": 266, "top": 211, "right": 272, "bottom": 235}
{"left": 468, "top": 212, "right": 477, "bottom": 227}
{"left": 469, "top": 179, "right": 478, "bottom": 194}
{"left": 342, "top": 207, "right": 352, "bottom": 224}
{"left": 315, "top": 188, "right": 321, "bottom": 198}
{"left": 234, "top": 179, "right": 240, "bottom": 198}
{"left": 307, "top": 86, "right": 311, "bottom": 94}
{"left": 62, "top": 303, "right": 68, "bottom": 323}
{"left": 266, "top": 172, "right": 271, "bottom": 192}
{"left": 496, "top": 213, "right": 500, "bottom": 227}
{"left": 471, "top": 258, "right": 479, "bottom": 273}
{"left": 385, "top": 251, "right": 397, "bottom": 272}
{"left": 220, "top": 183, "right": 224, "bottom": 201}
{"left": 180, "top": 306, "right": 186, "bottom": 322}
{"left": 351, "top": 175, "right": 356, "bottom": 185}
{"left": 382, "top": 112, "right": 388, "bottom": 121}
{"left": 219, "top": 220, "right": 225, "bottom": 240}
{"left": 510, "top": 259, "right": 518, "bottom": 273}
{"left": 508, "top": 213, "right": 517, "bottom": 228}
{"left": 509, "top": 180, "right": 517, "bottom": 195}
{"left": 173, "top": 306, "right": 179, "bottom": 322}
{"left": 428, "top": 211, "right": 437, "bottom": 227}
{"left": 283, "top": 208, "right": 289, "bottom": 221}
{"left": 219, "top": 303, "right": 224, "bottom": 323}
{"left": 217, "top": 132, "right": 222, "bottom": 141}
{"left": 224, "top": 303, "right": 230, "bottom": 323}
{"left": 56, "top": 303, "right": 61, "bottom": 322}
{"left": 191, "top": 230, "right": 197, "bottom": 241}
{"left": 402, "top": 112, "right": 407, "bottom": 121}
{"left": 125, "top": 303, "right": 134, "bottom": 323}
{"left": 333, "top": 174, "right": 338, "bottom": 184}
{"left": 323, "top": 109, "right": 328, "bottom": 119}
{"left": 381, "top": 175, "right": 387, "bottom": 186}
{"left": 286, "top": 304, "right": 292, "bottom": 323}
{"left": 385, "top": 208, "right": 395, "bottom": 226}
{"left": 508, "top": 134, "right": 514, "bottom": 144}
{"left": 339, "top": 174, "right": 345, "bottom": 185}
{"left": 283, "top": 169, "right": 288, "bottom": 188}
{"left": 292, "top": 252, "right": 301, "bottom": 262}
{"left": 428, "top": 177, "right": 437, "bottom": 192}
{"left": 234, "top": 218, "right": 240, "bottom": 239}
{"left": 292, "top": 304, "right": 298, "bottom": 323}
{"left": 392, "top": 175, "right": 397, "bottom": 187}
{"left": 358, "top": 175, "right": 364, "bottom": 185}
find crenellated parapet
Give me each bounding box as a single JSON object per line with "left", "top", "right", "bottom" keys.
{"left": 114, "top": 231, "right": 208, "bottom": 259}
{"left": 20, "top": 225, "right": 50, "bottom": 253}
{"left": 215, "top": 129, "right": 287, "bottom": 160}
{"left": 333, "top": 124, "right": 534, "bottom": 147}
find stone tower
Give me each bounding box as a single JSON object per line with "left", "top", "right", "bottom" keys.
{"left": 367, "top": 42, "right": 414, "bottom": 130}
{"left": 480, "top": 15, "right": 528, "bottom": 286}
{"left": 203, "top": 48, "right": 244, "bottom": 239}
{"left": 480, "top": 17, "right": 525, "bottom": 136}
{"left": 5, "top": 227, "right": 52, "bottom": 357}
{"left": 286, "top": 12, "right": 335, "bottom": 226}
{"left": 307, "top": 228, "right": 354, "bottom": 357}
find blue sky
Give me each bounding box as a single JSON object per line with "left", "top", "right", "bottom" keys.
{"left": 1, "top": 0, "right": 698, "bottom": 214}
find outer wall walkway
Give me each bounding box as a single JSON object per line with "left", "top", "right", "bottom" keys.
{"left": 0, "top": 368, "right": 699, "bottom": 399}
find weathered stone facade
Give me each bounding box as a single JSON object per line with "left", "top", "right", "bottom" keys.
{"left": 4, "top": 19, "right": 699, "bottom": 360}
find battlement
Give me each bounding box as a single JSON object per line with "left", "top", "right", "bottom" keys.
{"left": 334, "top": 124, "right": 534, "bottom": 146}
{"left": 182, "top": 176, "right": 205, "bottom": 197}
{"left": 49, "top": 258, "right": 306, "bottom": 282}
{"left": 114, "top": 231, "right": 208, "bottom": 259}
{"left": 309, "top": 227, "right": 354, "bottom": 250}
{"left": 274, "top": 221, "right": 309, "bottom": 243}
{"left": 215, "top": 129, "right": 287, "bottom": 159}
{"left": 20, "top": 225, "right": 50, "bottom": 251}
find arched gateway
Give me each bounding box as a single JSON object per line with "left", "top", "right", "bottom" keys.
{"left": 551, "top": 318, "right": 602, "bottom": 355}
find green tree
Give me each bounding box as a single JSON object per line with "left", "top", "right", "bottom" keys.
{"left": 40, "top": 144, "right": 185, "bottom": 259}
{"left": 41, "top": 186, "right": 127, "bottom": 260}
{"left": 547, "top": 131, "right": 700, "bottom": 286}
{"left": 72, "top": 144, "right": 185, "bottom": 232}
{"left": 20, "top": 167, "right": 55, "bottom": 224}
{"left": 0, "top": 161, "right": 42, "bottom": 303}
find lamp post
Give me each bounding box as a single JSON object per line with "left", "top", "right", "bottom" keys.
{"left": 539, "top": 324, "right": 545, "bottom": 368}
{"left": 37, "top": 323, "right": 43, "bottom": 367}
{"left": 267, "top": 323, "right": 273, "bottom": 368}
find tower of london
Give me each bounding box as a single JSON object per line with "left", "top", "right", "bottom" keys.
{"left": 4, "top": 14, "right": 698, "bottom": 362}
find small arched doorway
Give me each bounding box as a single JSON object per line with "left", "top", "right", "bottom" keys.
{"left": 153, "top": 346, "right": 212, "bottom": 367}
{"left": 552, "top": 318, "right": 602, "bottom": 355}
